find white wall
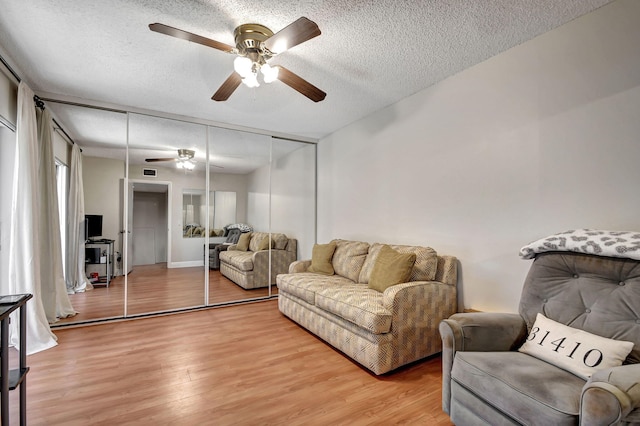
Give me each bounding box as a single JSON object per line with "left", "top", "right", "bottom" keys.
{"left": 317, "top": 0, "right": 640, "bottom": 313}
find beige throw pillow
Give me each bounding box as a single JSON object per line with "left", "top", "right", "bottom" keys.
{"left": 235, "top": 232, "right": 252, "bottom": 251}
{"left": 308, "top": 242, "right": 337, "bottom": 275}
{"left": 257, "top": 236, "right": 274, "bottom": 251}
{"left": 368, "top": 245, "right": 416, "bottom": 293}
{"left": 518, "top": 313, "right": 634, "bottom": 379}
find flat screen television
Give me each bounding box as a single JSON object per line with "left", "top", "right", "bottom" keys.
{"left": 85, "top": 214, "right": 103, "bottom": 240}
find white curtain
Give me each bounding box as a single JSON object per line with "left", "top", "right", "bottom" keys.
{"left": 37, "top": 108, "right": 77, "bottom": 321}
{"left": 66, "top": 143, "right": 93, "bottom": 293}
{"left": 7, "top": 82, "right": 58, "bottom": 354}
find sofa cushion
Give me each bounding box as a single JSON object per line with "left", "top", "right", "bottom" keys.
{"left": 518, "top": 313, "right": 634, "bottom": 379}
{"left": 219, "top": 250, "right": 254, "bottom": 271}
{"left": 257, "top": 236, "right": 274, "bottom": 251}
{"left": 452, "top": 351, "right": 585, "bottom": 425}
{"left": 271, "top": 233, "right": 289, "bottom": 250}
{"left": 315, "top": 284, "right": 392, "bottom": 334}
{"left": 331, "top": 240, "right": 370, "bottom": 282}
{"left": 235, "top": 232, "right": 251, "bottom": 251}
{"left": 249, "top": 232, "right": 266, "bottom": 252}
{"left": 308, "top": 242, "right": 337, "bottom": 275}
{"left": 359, "top": 243, "right": 438, "bottom": 284}
{"left": 277, "top": 272, "right": 355, "bottom": 305}
{"left": 249, "top": 232, "right": 289, "bottom": 251}
{"left": 368, "top": 245, "right": 416, "bottom": 293}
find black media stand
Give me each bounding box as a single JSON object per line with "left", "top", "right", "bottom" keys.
{"left": 86, "top": 239, "right": 115, "bottom": 286}
{"left": 0, "top": 293, "right": 32, "bottom": 426}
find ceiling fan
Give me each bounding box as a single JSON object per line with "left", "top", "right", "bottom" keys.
{"left": 149, "top": 17, "right": 326, "bottom": 102}
{"left": 145, "top": 149, "right": 222, "bottom": 170}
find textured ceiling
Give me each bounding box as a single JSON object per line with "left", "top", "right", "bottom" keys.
{"left": 0, "top": 0, "right": 613, "bottom": 161}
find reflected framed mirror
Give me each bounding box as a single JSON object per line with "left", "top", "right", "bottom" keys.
{"left": 181, "top": 189, "right": 236, "bottom": 239}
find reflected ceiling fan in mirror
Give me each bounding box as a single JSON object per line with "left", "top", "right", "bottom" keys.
{"left": 145, "top": 149, "right": 223, "bottom": 170}
{"left": 149, "top": 17, "right": 326, "bottom": 102}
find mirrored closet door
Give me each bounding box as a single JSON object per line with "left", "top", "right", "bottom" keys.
{"left": 46, "top": 100, "right": 317, "bottom": 326}
{"left": 125, "top": 113, "right": 207, "bottom": 316}
{"left": 47, "top": 103, "right": 128, "bottom": 324}
{"left": 207, "top": 126, "right": 273, "bottom": 304}
{"left": 269, "top": 137, "right": 317, "bottom": 296}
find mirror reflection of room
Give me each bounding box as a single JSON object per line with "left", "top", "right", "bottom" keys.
{"left": 32, "top": 102, "right": 316, "bottom": 326}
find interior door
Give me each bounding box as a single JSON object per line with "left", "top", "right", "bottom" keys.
{"left": 132, "top": 182, "right": 169, "bottom": 266}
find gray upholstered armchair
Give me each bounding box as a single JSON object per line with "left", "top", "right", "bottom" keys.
{"left": 440, "top": 250, "right": 640, "bottom": 425}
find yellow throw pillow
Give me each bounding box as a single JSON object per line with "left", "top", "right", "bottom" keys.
{"left": 368, "top": 245, "right": 416, "bottom": 293}
{"left": 308, "top": 242, "right": 337, "bottom": 275}
{"left": 235, "top": 232, "right": 252, "bottom": 251}
{"left": 257, "top": 236, "right": 274, "bottom": 251}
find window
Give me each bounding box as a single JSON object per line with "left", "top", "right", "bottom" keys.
{"left": 55, "top": 160, "right": 68, "bottom": 277}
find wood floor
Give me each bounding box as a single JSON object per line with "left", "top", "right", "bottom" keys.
{"left": 10, "top": 300, "right": 454, "bottom": 425}
{"left": 57, "top": 264, "right": 275, "bottom": 325}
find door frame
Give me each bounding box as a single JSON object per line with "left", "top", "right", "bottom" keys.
{"left": 127, "top": 179, "right": 172, "bottom": 269}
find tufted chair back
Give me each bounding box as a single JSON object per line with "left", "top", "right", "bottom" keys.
{"left": 224, "top": 228, "right": 243, "bottom": 244}
{"left": 518, "top": 251, "right": 640, "bottom": 364}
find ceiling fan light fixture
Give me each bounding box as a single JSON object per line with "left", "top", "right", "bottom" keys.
{"left": 261, "top": 63, "right": 279, "bottom": 83}
{"left": 177, "top": 160, "right": 195, "bottom": 170}
{"left": 177, "top": 149, "right": 195, "bottom": 160}
{"left": 233, "top": 56, "right": 253, "bottom": 78}
{"left": 242, "top": 72, "right": 260, "bottom": 88}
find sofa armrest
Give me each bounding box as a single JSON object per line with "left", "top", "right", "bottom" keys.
{"left": 288, "top": 259, "right": 311, "bottom": 273}
{"left": 251, "top": 249, "right": 298, "bottom": 285}
{"left": 581, "top": 364, "right": 640, "bottom": 425}
{"left": 251, "top": 250, "right": 271, "bottom": 285}
{"left": 438, "top": 312, "right": 527, "bottom": 414}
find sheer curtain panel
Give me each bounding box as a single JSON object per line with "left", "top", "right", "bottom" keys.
{"left": 37, "top": 108, "right": 76, "bottom": 321}
{"left": 66, "top": 143, "right": 92, "bottom": 293}
{"left": 7, "top": 82, "right": 58, "bottom": 354}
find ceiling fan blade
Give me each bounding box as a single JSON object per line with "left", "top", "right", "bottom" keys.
{"left": 212, "top": 72, "right": 242, "bottom": 101}
{"left": 275, "top": 66, "right": 326, "bottom": 102}
{"left": 263, "top": 17, "right": 321, "bottom": 54}
{"left": 149, "top": 23, "right": 235, "bottom": 53}
{"left": 145, "top": 158, "right": 177, "bottom": 163}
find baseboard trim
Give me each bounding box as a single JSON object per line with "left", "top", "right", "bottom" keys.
{"left": 168, "top": 260, "right": 204, "bottom": 268}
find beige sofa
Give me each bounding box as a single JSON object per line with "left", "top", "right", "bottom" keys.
{"left": 220, "top": 232, "right": 297, "bottom": 289}
{"left": 277, "top": 239, "right": 458, "bottom": 375}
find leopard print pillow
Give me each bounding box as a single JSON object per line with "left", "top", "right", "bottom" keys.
{"left": 520, "top": 229, "right": 640, "bottom": 260}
